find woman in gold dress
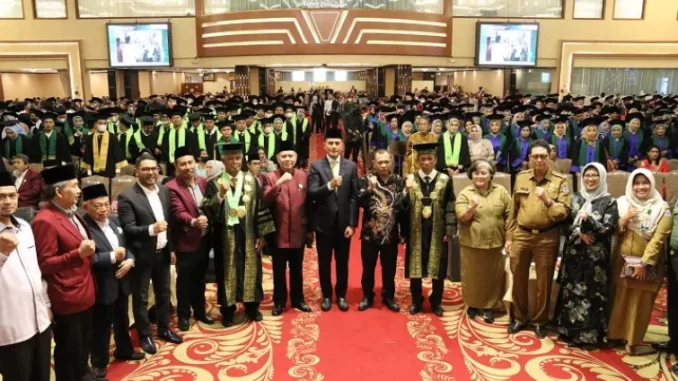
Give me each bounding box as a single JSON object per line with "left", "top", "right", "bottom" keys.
{"left": 455, "top": 159, "right": 510, "bottom": 323}
{"left": 608, "top": 168, "right": 673, "bottom": 355}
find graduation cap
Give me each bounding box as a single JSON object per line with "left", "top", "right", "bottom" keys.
{"left": 535, "top": 114, "right": 552, "bottom": 122}
{"left": 261, "top": 117, "right": 275, "bottom": 125}
{"left": 626, "top": 112, "right": 644, "bottom": 122}
{"left": 486, "top": 113, "right": 504, "bottom": 121}
{"left": 168, "top": 107, "right": 187, "bottom": 118}
{"left": 412, "top": 142, "right": 437, "bottom": 155}
{"left": 41, "top": 112, "right": 57, "bottom": 121}
{"left": 552, "top": 116, "right": 569, "bottom": 125}
{"left": 188, "top": 113, "right": 203, "bottom": 121}
{"left": 604, "top": 95, "right": 615, "bottom": 101}
{"left": 246, "top": 150, "right": 260, "bottom": 162}
{"left": 601, "top": 106, "right": 620, "bottom": 115}
{"left": 119, "top": 115, "right": 136, "bottom": 127}
{"left": 447, "top": 113, "right": 463, "bottom": 121}
{"left": 609, "top": 119, "right": 626, "bottom": 129}
{"left": 104, "top": 107, "right": 123, "bottom": 115}
{"left": 219, "top": 142, "right": 244, "bottom": 156}
{"left": 174, "top": 146, "right": 193, "bottom": 161}
{"left": 0, "top": 172, "right": 13, "bottom": 188}
{"left": 42, "top": 160, "right": 59, "bottom": 168}
{"left": 82, "top": 184, "right": 108, "bottom": 202}
{"left": 41, "top": 164, "right": 76, "bottom": 185}
{"left": 622, "top": 96, "right": 634, "bottom": 101}
{"left": 544, "top": 98, "right": 558, "bottom": 105}
{"left": 517, "top": 120, "right": 534, "bottom": 128}
{"left": 202, "top": 114, "right": 216, "bottom": 122}
{"left": 590, "top": 97, "right": 600, "bottom": 103}
{"left": 582, "top": 117, "right": 601, "bottom": 127}
{"left": 139, "top": 116, "right": 155, "bottom": 126}
{"left": 279, "top": 138, "right": 295, "bottom": 153}
{"left": 572, "top": 96, "right": 586, "bottom": 102}
{"left": 232, "top": 114, "right": 247, "bottom": 122}
{"left": 324, "top": 128, "right": 343, "bottom": 141}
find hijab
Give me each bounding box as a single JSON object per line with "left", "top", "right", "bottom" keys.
{"left": 617, "top": 168, "right": 667, "bottom": 240}
{"left": 573, "top": 162, "right": 609, "bottom": 228}
{"left": 2, "top": 124, "right": 25, "bottom": 140}
{"left": 206, "top": 160, "right": 225, "bottom": 181}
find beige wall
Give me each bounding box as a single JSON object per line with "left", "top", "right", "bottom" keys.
{"left": 453, "top": 70, "right": 505, "bottom": 96}
{"left": 384, "top": 68, "right": 395, "bottom": 96}
{"left": 88, "top": 72, "right": 109, "bottom": 97}
{"left": 203, "top": 73, "right": 231, "bottom": 93}
{"left": 1, "top": 73, "right": 66, "bottom": 99}
{"left": 574, "top": 56, "right": 678, "bottom": 69}
{"left": 412, "top": 80, "right": 435, "bottom": 93}
{"left": 151, "top": 72, "right": 184, "bottom": 95}
{"left": 138, "top": 71, "right": 152, "bottom": 98}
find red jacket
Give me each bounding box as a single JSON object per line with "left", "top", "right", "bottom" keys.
{"left": 166, "top": 175, "right": 208, "bottom": 253}
{"left": 17, "top": 169, "right": 43, "bottom": 209}
{"left": 262, "top": 169, "right": 310, "bottom": 248}
{"left": 32, "top": 203, "right": 95, "bottom": 315}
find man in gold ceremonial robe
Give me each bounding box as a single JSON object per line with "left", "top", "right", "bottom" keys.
{"left": 505, "top": 139, "right": 571, "bottom": 339}
{"left": 204, "top": 142, "right": 276, "bottom": 326}
{"left": 81, "top": 113, "right": 128, "bottom": 178}
{"left": 403, "top": 116, "right": 438, "bottom": 178}
{"left": 401, "top": 142, "right": 456, "bottom": 317}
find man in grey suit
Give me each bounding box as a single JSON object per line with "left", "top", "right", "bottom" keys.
{"left": 308, "top": 128, "right": 359, "bottom": 312}
{"left": 117, "top": 153, "right": 183, "bottom": 355}
{"left": 82, "top": 184, "right": 145, "bottom": 380}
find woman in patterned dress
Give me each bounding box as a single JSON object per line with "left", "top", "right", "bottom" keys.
{"left": 553, "top": 162, "right": 618, "bottom": 347}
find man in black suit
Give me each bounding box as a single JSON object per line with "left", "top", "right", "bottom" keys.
{"left": 81, "top": 184, "right": 145, "bottom": 379}
{"left": 117, "top": 153, "right": 183, "bottom": 355}
{"left": 308, "top": 128, "right": 359, "bottom": 312}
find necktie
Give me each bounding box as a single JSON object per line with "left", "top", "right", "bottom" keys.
{"left": 331, "top": 160, "right": 338, "bottom": 177}
{"left": 424, "top": 175, "right": 431, "bottom": 185}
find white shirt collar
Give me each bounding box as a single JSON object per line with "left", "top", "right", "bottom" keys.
{"left": 94, "top": 218, "right": 109, "bottom": 229}
{"left": 44, "top": 131, "right": 53, "bottom": 138}
{"left": 137, "top": 181, "right": 159, "bottom": 194}
{"left": 326, "top": 155, "right": 340, "bottom": 164}
{"left": 418, "top": 169, "right": 437, "bottom": 181}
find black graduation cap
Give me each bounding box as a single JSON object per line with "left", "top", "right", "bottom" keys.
{"left": 486, "top": 113, "right": 504, "bottom": 121}
{"left": 246, "top": 150, "right": 260, "bottom": 162}
{"left": 82, "top": 184, "right": 108, "bottom": 201}
{"left": 553, "top": 116, "right": 569, "bottom": 125}
{"left": 609, "top": 119, "right": 625, "bottom": 129}
{"left": 261, "top": 117, "right": 275, "bottom": 125}
{"left": 104, "top": 107, "right": 123, "bottom": 115}
{"left": 626, "top": 112, "right": 644, "bottom": 122}
{"left": 188, "top": 113, "right": 203, "bottom": 121}
{"left": 174, "top": 146, "right": 193, "bottom": 160}
{"left": 572, "top": 96, "right": 586, "bottom": 102}
{"left": 324, "top": 128, "right": 343, "bottom": 140}
{"left": 517, "top": 120, "right": 534, "bottom": 128}
{"left": 41, "top": 164, "right": 76, "bottom": 185}
{"left": 202, "top": 114, "right": 216, "bottom": 121}
{"left": 412, "top": 142, "right": 437, "bottom": 155}
{"left": 41, "top": 112, "right": 57, "bottom": 121}
{"left": 232, "top": 114, "right": 247, "bottom": 122}
{"left": 535, "top": 114, "right": 552, "bottom": 122}
{"left": 0, "top": 172, "right": 14, "bottom": 187}
{"left": 219, "top": 142, "right": 244, "bottom": 156}
{"left": 582, "top": 117, "right": 601, "bottom": 127}
{"left": 42, "top": 160, "right": 59, "bottom": 168}
{"left": 120, "top": 115, "right": 135, "bottom": 127}
{"left": 139, "top": 116, "right": 155, "bottom": 126}
{"left": 544, "top": 98, "right": 558, "bottom": 105}
{"left": 168, "top": 107, "right": 187, "bottom": 118}
{"left": 604, "top": 95, "right": 615, "bottom": 101}
{"left": 279, "top": 138, "right": 295, "bottom": 152}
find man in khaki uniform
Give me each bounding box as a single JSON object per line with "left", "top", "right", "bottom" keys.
{"left": 505, "top": 139, "right": 571, "bottom": 338}
{"left": 403, "top": 116, "right": 438, "bottom": 178}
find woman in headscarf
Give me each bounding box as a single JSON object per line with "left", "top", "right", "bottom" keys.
{"left": 624, "top": 112, "right": 646, "bottom": 172}
{"left": 1, "top": 122, "right": 32, "bottom": 161}
{"left": 468, "top": 124, "right": 493, "bottom": 163}
{"left": 570, "top": 117, "right": 607, "bottom": 173}
{"left": 608, "top": 168, "right": 672, "bottom": 355}
{"left": 549, "top": 116, "right": 571, "bottom": 160}
{"left": 553, "top": 162, "right": 618, "bottom": 347}
{"left": 602, "top": 120, "right": 628, "bottom": 171}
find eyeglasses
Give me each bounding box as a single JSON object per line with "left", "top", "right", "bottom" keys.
{"left": 139, "top": 167, "right": 159, "bottom": 173}
{"left": 583, "top": 174, "right": 600, "bottom": 179}
{"left": 530, "top": 154, "right": 548, "bottom": 161}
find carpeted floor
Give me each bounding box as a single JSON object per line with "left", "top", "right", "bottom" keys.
{"left": 23, "top": 133, "right": 678, "bottom": 381}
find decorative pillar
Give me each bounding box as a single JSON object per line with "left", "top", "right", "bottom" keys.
{"left": 376, "top": 67, "right": 385, "bottom": 97}
{"left": 234, "top": 65, "right": 250, "bottom": 96}
{"left": 394, "top": 65, "right": 412, "bottom": 96}
{"left": 268, "top": 70, "right": 277, "bottom": 97}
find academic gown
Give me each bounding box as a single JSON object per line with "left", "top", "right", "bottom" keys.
{"left": 160, "top": 128, "right": 199, "bottom": 164}
{"left": 134, "top": 131, "right": 161, "bottom": 161}
{"left": 643, "top": 135, "right": 672, "bottom": 159}
{"left": 624, "top": 129, "right": 644, "bottom": 170}
{"left": 117, "top": 130, "right": 139, "bottom": 162}
{"left": 233, "top": 130, "right": 256, "bottom": 170}
{"left": 201, "top": 129, "right": 220, "bottom": 160}
{"left": 2, "top": 135, "right": 33, "bottom": 160}
{"left": 257, "top": 133, "right": 282, "bottom": 161}
{"left": 508, "top": 138, "right": 532, "bottom": 173}
{"left": 435, "top": 131, "right": 471, "bottom": 173}
{"left": 602, "top": 135, "right": 629, "bottom": 170}
{"left": 550, "top": 134, "right": 571, "bottom": 160}
{"left": 286, "top": 118, "right": 311, "bottom": 162}
{"left": 400, "top": 172, "right": 455, "bottom": 280}
{"left": 569, "top": 139, "right": 607, "bottom": 173}
{"left": 81, "top": 132, "right": 127, "bottom": 177}
{"left": 31, "top": 131, "right": 72, "bottom": 164}
{"left": 485, "top": 133, "right": 509, "bottom": 168}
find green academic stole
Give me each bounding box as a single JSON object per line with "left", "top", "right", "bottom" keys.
{"left": 107, "top": 121, "right": 117, "bottom": 134}
{"left": 232, "top": 131, "right": 252, "bottom": 153}
{"left": 4, "top": 137, "right": 22, "bottom": 158}
{"left": 408, "top": 174, "right": 449, "bottom": 279}
{"left": 199, "top": 128, "right": 222, "bottom": 151}
{"left": 248, "top": 120, "right": 261, "bottom": 135}
{"left": 133, "top": 130, "right": 146, "bottom": 150}
{"left": 578, "top": 140, "right": 600, "bottom": 167}
{"left": 39, "top": 132, "right": 57, "bottom": 161}
{"left": 118, "top": 129, "right": 134, "bottom": 159}
{"left": 608, "top": 137, "right": 623, "bottom": 158}
{"left": 442, "top": 131, "right": 462, "bottom": 167}
{"left": 550, "top": 134, "right": 569, "bottom": 147}
{"left": 168, "top": 128, "right": 187, "bottom": 163}
{"left": 64, "top": 121, "right": 75, "bottom": 145}
{"left": 258, "top": 133, "right": 277, "bottom": 159}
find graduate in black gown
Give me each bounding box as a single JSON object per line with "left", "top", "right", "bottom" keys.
{"left": 81, "top": 113, "right": 127, "bottom": 177}
{"left": 31, "top": 112, "right": 72, "bottom": 165}
{"left": 1, "top": 121, "right": 32, "bottom": 161}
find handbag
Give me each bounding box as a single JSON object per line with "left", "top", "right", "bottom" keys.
{"left": 621, "top": 256, "right": 660, "bottom": 283}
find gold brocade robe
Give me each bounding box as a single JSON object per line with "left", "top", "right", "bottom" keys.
{"left": 204, "top": 172, "right": 276, "bottom": 306}
{"left": 403, "top": 132, "right": 438, "bottom": 177}
{"left": 401, "top": 172, "right": 456, "bottom": 279}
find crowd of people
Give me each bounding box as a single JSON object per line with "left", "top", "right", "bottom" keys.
{"left": 1, "top": 87, "right": 678, "bottom": 381}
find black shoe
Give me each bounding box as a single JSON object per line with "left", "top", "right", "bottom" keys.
{"left": 158, "top": 330, "right": 183, "bottom": 344}
{"left": 358, "top": 297, "right": 372, "bottom": 311}
{"left": 195, "top": 314, "right": 214, "bottom": 325}
{"left": 222, "top": 317, "right": 234, "bottom": 327}
{"left": 483, "top": 309, "right": 495, "bottom": 324}
{"left": 652, "top": 342, "right": 677, "bottom": 353}
{"left": 92, "top": 367, "right": 107, "bottom": 379}
{"left": 467, "top": 307, "right": 478, "bottom": 318}
{"left": 409, "top": 303, "right": 422, "bottom": 315}
{"left": 321, "top": 298, "right": 332, "bottom": 312}
{"left": 507, "top": 321, "right": 525, "bottom": 334}
{"left": 114, "top": 350, "right": 145, "bottom": 361}
{"left": 178, "top": 317, "right": 190, "bottom": 331}
{"left": 248, "top": 309, "right": 263, "bottom": 322}
{"left": 383, "top": 298, "right": 400, "bottom": 312}
{"left": 534, "top": 325, "right": 547, "bottom": 339}
{"left": 432, "top": 305, "right": 444, "bottom": 317}
{"left": 272, "top": 304, "right": 285, "bottom": 316}
{"left": 337, "top": 297, "right": 349, "bottom": 311}
{"left": 140, "top": 337, "right": 157, "bottom": 354}
{"left": 292, "top": 302, "right": 312, "bottom": 312}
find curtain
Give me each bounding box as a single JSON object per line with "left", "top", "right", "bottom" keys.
{"left": 571, "top": 68, "right": 678, "bottom": 96}
{"left": 58, "top": 69, "right": 72, "bottom": 98}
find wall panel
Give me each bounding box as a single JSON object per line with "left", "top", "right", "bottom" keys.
{"left": 1, "top": 73, "right": 65, "bottom": 99}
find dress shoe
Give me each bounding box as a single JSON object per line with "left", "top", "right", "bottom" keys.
{"left": 222, "top": 317, "right": 234, "bottom": 327}
{"left": 321, "top": 298, "right": 332, "bottom": 312}
{"left": 652, "top": 342, "right": 677, "bottom": 353}
{"left": 272, "top": 304, "right": 285, "bottom": 316}
{"left": 92, "top": 367, "right": 107, "bottom": 379}
{"left": 534, "top": 325, "right": 547, "bottom": 339}
{"left": 114, "top": 350, "right": 146, "bottom": 361}
{"left": 358, "top": 297, "right": 373, "bottom": 311}
{"left": 195, "top": 314, "right": 215, "bottom": 325}
{"left": 483, "top": 309, "right": 495, "bottom": 324}
{"left": 507, "top": 321, "right": 525, "bottom": 334}
{"left": 383, "top": 298, "right": 400, "bottom": 312}
{"left": 158, "top": 330, "right": 183, "bottom": 344}
{"left": 292, "top": 302, "right": 312, "bottom": 312}
{"left": 432, "top": 305, "right": 444, "bottom": 317}
{"left": 140, "top": 337, "right": 157, "bottom": 354}
{"left": 248, "top": 309, "right": 264, "bottom": 322}
{"left": 337, "top": 297, "right": 349, "bottom": 311}
{"left": 409, "top": 303, "right": 422, "bottom": 315}
{"left": 178, "top": 317, "right": 190, "bottom": 331}
{"left": 467, "top": 307, "right": 478, "bottom": 318}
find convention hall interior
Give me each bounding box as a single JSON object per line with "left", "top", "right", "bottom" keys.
{"left": 1, "top": 0, "right": 678, "bottom": 380}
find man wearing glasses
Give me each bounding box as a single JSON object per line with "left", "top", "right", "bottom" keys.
{"left": 505, "top": 139, "right": 571, "bottom": 338}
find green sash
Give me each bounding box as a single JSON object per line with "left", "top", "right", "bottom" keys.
{"left": 4, "top": 137, "right": 22, "bottom": 158}
{"left": 578, "top": 140, "right": 600, "bottom": 167}
{"left": 248, "top": 120, "right": 261, "bottom": 135}
{"left": 222, "top": 171, "right": 243, "bottom": 226}
{"left": 133, "top": 130, "right": 146, "bottom": 150}
{"left": 290, "top": 118, "right": 308, "bottom": 145}
{"left": 232, "top": 130, "right": 252, "bottom": 153}
{"left": 258, "top": 133, "right": 276, "bottom": 159}
{"left": 442, "top": 131, "right": 462, "bottom": 167}
{"left": 169, "top": 128, "right": 186, "bottom": 163}
{"left": 39, "top": 132, "right": 57, "bottom": 161}
{"left": 118, "top": 128, "right": 134, "bottom": 159}
{"left": 608, "top": 137, "right": 623, "bottom": 159}
{"left": 198, "top": 128, "right": 222, "bottom": 151}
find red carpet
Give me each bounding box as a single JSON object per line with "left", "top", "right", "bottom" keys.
{"left": 28, "top": 133, "right": 674, "bottom": 381}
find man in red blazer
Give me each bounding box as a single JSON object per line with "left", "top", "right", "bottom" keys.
{"left": 166, "top": 146, "right": 214, "bottom": 331}
{"left": 262, "top": 140, "right": 313, "bottom": 316}
{"left": 11, "top": 154, "right": 43, "bottom": 209}
{"left": 32, "top": 164, "right": 97, "bottom": 381}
